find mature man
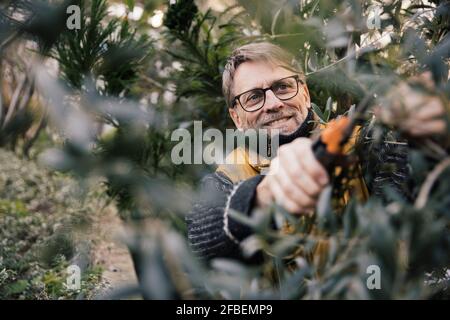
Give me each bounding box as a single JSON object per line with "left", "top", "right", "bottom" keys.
{"left": 186, "top": 42, "right": 448, "bottom": 262}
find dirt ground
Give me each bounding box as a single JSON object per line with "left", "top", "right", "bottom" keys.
{"left": 89, "top": 204, "right": 138, "bottom": 298}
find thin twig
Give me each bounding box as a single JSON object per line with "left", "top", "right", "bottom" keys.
{"left": 380, "top": 140, "right": 408, "bottom": 145}
{"left": 230, "top": 32, "right": 307, "bottom": 43}
{"left": 415, "top": 157, "right": 450, "bottom": 209}
{"left": 0, "top": 79, "right": 3, "bottom": 127}
{"left": 18, "top": 75, "right": 34, "bottom": 111}
{"left": 23, "top": 95, "right": 47, "bottom": 158}
{"left": 267, "top": 32, "right": 306, "bottom": 39}
{"left": 141, "top": 75, "right": 168, "bottom": 91}
{"left": 2, "top": 73, "right": 26, "bottom": 129}
{"left": 304, "top": 4, "right": 433, "bottom": 78}
{"left": 305, "top": 31, "right": 393, "bottom": 77}
{"left": 0, "top": 30, "right": 19, "bottom": 52}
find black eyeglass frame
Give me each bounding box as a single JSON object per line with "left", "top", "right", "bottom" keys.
{"left": 232, "top": 75, "right": 304, "bottom": 112}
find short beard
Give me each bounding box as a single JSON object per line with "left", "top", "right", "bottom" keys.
{"left": 256, "top": 109, "right": 298, "bottom": 130}
{"left": 277, "top": 108, "right": 314, "bottom": 146}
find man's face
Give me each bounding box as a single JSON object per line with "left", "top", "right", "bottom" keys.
{"left": 229, "top": 60, "right": 311, "bottom": 135}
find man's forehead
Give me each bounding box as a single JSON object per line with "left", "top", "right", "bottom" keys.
{"left": 232, "top": 60, "right": 294, "bottom": 94}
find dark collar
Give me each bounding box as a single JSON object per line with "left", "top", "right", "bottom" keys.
{"left": 277, "top": 108, "right": 314, "bottom": 146}
{"left": 244, "top": 109, "right": 314, "bottom": 159}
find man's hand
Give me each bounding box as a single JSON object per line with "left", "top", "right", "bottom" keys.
{"left": 377, "top": 72, "right": 448, "bottom": 137}
{"left": 256, "top": 138, "right": 329, "bottom": 215}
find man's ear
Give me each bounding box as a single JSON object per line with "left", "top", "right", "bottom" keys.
{"left": 302, "top": 83, "right": 311, "bottom": 108}
{"left": 228, "top": 107, "right": 243, "bottom": 129}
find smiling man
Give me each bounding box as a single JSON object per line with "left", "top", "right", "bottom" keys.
{"left": 186, "top": 42, "right": 448, "bottom": 262}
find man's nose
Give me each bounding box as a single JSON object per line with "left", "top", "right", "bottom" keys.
{"left": 263, "top": 89, "right": 283, "bottom": 111}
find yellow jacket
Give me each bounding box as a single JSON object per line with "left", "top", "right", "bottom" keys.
{"left": 216, "top": 124, "right": 369, "bottom": 273}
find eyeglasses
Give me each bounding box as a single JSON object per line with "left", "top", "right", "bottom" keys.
{"left": 232, "top": 75, "right": 303, "bottom": 112}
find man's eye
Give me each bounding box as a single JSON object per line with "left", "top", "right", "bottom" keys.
{"left": 274, "top": 82, "right": 291, "bottom": 91}
{"left": 247, "top": 92, "right": 262, "bottom": 102}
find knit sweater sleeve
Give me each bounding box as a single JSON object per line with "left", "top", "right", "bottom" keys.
{"left": 186, "top": 172, "right": 264, "bottom": 262}
{"left": 357, "top": 127, "right": 411, "bottom": 201}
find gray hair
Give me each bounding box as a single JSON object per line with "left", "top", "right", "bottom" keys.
{"left": 222, "top": 42, "right": 304, "bottom": 108}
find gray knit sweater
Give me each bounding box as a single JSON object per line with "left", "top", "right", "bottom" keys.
{"left": 186, "top": 126, "right": 410, "bottom": 263}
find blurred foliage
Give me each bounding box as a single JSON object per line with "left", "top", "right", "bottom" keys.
{"left": 51, "top": 0, "right": 153, "bottom": 97}
{"left": 0, "top": 0, "right": 71, "bottom": 157}
{"left": 163, "top": 0, "right": 240, "bottom": 128}
{"left": 0, "top": 149, "right": 107, "bottom": 299}
{"left": 0, "top": 0, "right": 449, "bottom": 300}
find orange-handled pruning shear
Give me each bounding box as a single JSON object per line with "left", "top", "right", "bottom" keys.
{"left": 312, "top": 116, "right": 351, "bottom": 173}
{"left": 311, "top": 92, "right": 374, "bottom": 173}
